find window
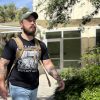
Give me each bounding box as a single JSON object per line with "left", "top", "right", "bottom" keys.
{"left": 96, "top": 29, "right": 100, "bottom": 46}
{"left": 64, "top": 30, "right": 80, "bottom": 38}
{"left": 64, "top": 39, "right": 81, "bottom": 60}
{"left": 46, "top": 30, "right": 81, "bottom": 68}
{"left": 46, "top": 31, "right": 61, "bottom": 39}
{"left": 47, "top": 41, "right": 60, "bottom": 68}
{"left": 63, "top": 30, "right": 81, "bottom": 67}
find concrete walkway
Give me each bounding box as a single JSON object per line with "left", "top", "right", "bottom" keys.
{"left": 0, "top": 74, "right": 57, "bottom": 100}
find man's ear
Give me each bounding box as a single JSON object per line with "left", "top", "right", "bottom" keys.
{"left": 20, "top": 21, "right": 23, "bottom": 29}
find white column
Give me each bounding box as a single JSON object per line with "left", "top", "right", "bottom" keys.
{"left": 32, "top": 0, "right": 36, "bottom": 12}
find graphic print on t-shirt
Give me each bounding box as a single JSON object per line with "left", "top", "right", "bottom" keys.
{"left": 17, "top": 46, "right": 40, "bottom": 72}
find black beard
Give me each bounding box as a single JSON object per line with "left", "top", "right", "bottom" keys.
{"left": 23, "top": 28, "right": 35, "bottom": 37}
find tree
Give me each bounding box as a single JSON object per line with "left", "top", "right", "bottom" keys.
{"left": 6, "top": 3, "right": 16, "bottom": 21}
{"left": 0, "top": 3, "right": 29, "bottom": 22}
{"left": 39, "top": 0, "right": 100, "bottom": 28}
{"left": 15, "top": 7, "right": 29, "bottom": 21}
{"left": 0, "top": 5, "right": 8, "bottom": 22}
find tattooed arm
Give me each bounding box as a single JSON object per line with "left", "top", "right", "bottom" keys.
{"left": 0, "top": 58, "right": 10, "bottom": 100}
{"left": 43, "top": 59, "right": 65, "bottom": 91}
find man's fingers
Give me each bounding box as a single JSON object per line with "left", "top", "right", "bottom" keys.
{"left": 57, "top": 80, "right": 65, "bottom": 91}
{"left": 0, "top": 88, "right": 8, "bottom": 100}
{"left": 2, "top": 92, "right": 7, "bottom": 100}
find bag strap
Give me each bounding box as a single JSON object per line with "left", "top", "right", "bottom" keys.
{"left": 12, "top": 37, "right": 24, "bottom": 59}
{"left": 35, "top": 39, "right": 51, "bottom": 87}
{"left": 39, "top": 60, "right": 51, "bottom": 87}
{"left": 6, "top": 37, "right": 24, "bottom": 79}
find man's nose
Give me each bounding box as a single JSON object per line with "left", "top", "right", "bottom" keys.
{"left": 31, "top": 21, "right": 36, "bottom": 26}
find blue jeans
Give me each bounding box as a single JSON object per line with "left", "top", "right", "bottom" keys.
{"left": 9, "top": 83, "right": 38, "bottom": 100}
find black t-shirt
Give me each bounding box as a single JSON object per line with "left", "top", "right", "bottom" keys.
{"left": 1, "top": 34, "right": 49, "bottom": 90}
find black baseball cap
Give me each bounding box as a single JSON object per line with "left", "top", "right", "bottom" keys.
{"left": 20, "top": 11, "right": 38, "bottom": 21}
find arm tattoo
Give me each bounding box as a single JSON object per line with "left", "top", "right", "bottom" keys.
{"left": 0, "top": 59, "right": 9, "bottom": 80}
{"left": 47, "top": 67, "right": 62, "bottom": 82}
{"left": 0, "top": 69, "right": 6, "bottom": 74}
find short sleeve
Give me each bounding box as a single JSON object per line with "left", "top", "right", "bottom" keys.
{"left": 40, "top": 41, "right": 50, "bottom": 60}
{"left": 1, "top": 39, "right": 17, "bottom": 60}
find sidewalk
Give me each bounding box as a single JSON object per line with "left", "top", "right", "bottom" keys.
{"left": 0, "top": 74, "right": 57, "bottom": 100}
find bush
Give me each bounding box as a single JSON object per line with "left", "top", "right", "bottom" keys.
{"left": 54, "top": 65, "right": 100, "bottom": 100}
{"left": 80, "top": 87, "right": 100, "bottom": 100}
{"left": 54, "top": 68, "right": 86, "bottom": 100}
{"left": 81, "top": 47, "right": 100, "bottom": 66}
{"left": 80, "top": 65, "right": 100, "bottom": 88}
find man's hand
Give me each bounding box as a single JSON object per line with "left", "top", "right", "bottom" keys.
{"left": 57, "top": 79, "right": 65, "bottom": 91}
{"left": 42, "top": 59, "right": 65, "bottom": 91}
{"left": 0, "top": 81, "right": 8, "bottom": 100}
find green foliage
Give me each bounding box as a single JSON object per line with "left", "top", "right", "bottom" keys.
{"left": 80, "top": 87, "right": 100, "bottom": 100}
{"left": 54, "top": 65, "right": 100, "bottom": 100}
{"left": 6, "top": 3, "right": 16, "bottom": 21}
{"left": 81, "top": 47, "right": 100, "bottom": 66}
{"left": 0, "top": 3, "right": 29, "bottom": 22}
{"left": 44, "top": 0, "right": 100, "bottom": 28}
{"left": 54, "top": 68, "right": 86, "bottom": 100}
{"left": 0, "top": 5, "right": 8, "bottom": 22}
{"left": 90, "top": 0, "right": 100, "bottom": 7}
{"left": 60, "top": 68, "right": 79, "bottom": 80}
{"left": 80, "top": 65, "right": 100, "bottom": 88}
{"left": 46, "top": 0, "right": 79, "bottom": 28}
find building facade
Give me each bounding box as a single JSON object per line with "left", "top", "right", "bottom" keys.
{"left": 34, "top": 0, "right": 100, "bottom": 69}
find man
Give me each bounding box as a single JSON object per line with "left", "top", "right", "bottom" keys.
{"left": 0, "top": 11, "right": 65, "bottom": 100}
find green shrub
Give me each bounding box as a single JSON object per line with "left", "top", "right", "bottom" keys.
{"left": 60, "top": 68, "right": 79, "bottom": 80}
{"left": 80, "top": 87, "right": 100, "bottom": 100}
{"left": 81, "top": 47, "right": 100, "bottom": 66}
{"left": 54, "top": 65, "right": 100, "bottom": 100}
{"left": 80, "top": 65, "right": 100, "bottom": 88}
{"left": 54, "top": 68, "right": 86, "bottom": 100}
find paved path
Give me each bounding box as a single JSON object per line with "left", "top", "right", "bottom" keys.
{"left": 0, "top": 74, "right": 57, "bottom": 100}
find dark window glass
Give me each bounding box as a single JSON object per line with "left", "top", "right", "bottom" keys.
{"left": 96, "top": 29, "right": 100, "bottom": 46}
{"left": 46, "top": 31, "right": 61, "bottom": 39}
{"left": 64, "top": 39, "right": 81, "bottom": 60}
{"left": 47, "top": 41, "right": 60, "bottom": 68}
{"left": 47, "top": 41, "right": 60, "bottom": 58}
{"left": 64, "top": 30, "right": 80, "bottom": 38}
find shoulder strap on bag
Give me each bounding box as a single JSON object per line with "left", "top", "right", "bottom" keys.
{"left": 6, "top": 37, "right": 24, "bottom": 79}
{"left": 5, "top": 37, "right": 24, "bottom": 88}
{"left": 34, "top": 38, "right": 41, "bottom": 55}
{"left": 9, "top": 37, "right": 24, "bottom": 74}
{"left": 12, "top": 37, "right": 24, "bottom": 59}
{"left": 35, "top": 38, "right": 51, "bottom": 87}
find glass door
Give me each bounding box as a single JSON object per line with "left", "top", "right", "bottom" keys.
{"left": 47, "top": 39, "right": 61, "bottom": 69}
